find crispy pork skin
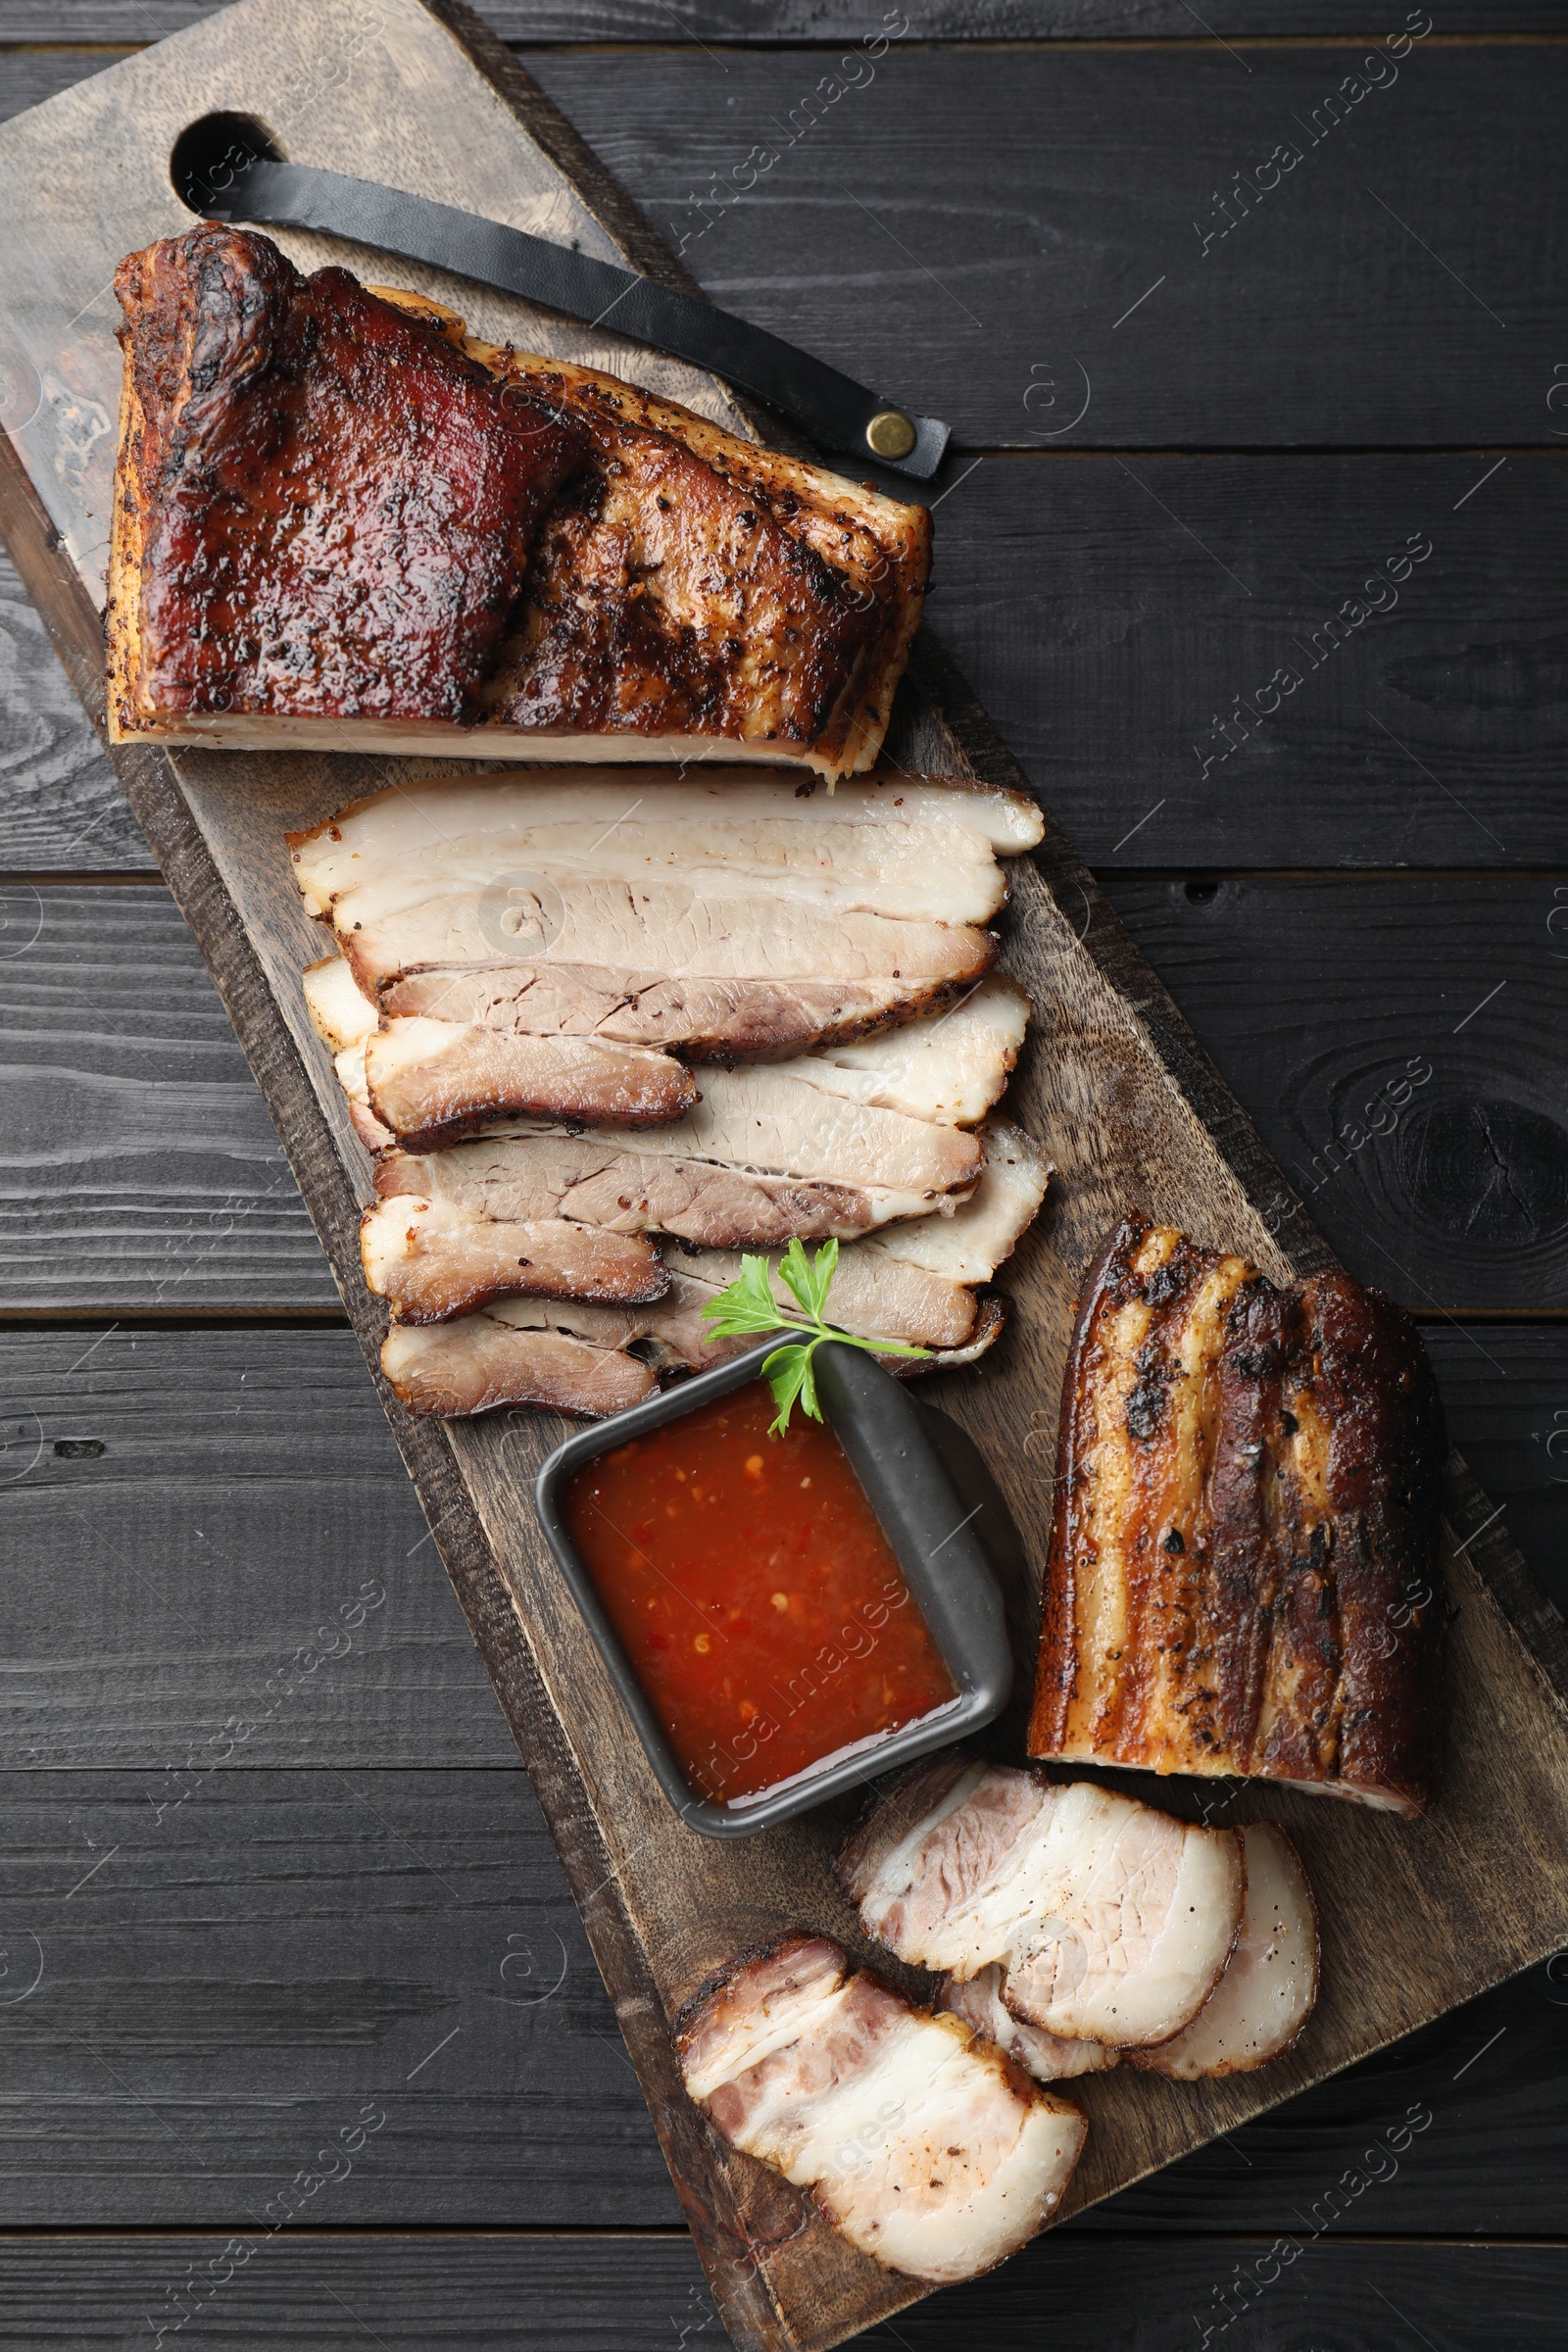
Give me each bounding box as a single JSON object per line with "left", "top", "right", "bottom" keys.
{"left": 363, "top": 1015, "right": 697, "bottom": 1149}
{"left": 1129, "top": 1823, "right": 1318, "bottom": 2080}
{"left": 938, "top": 1967, "right": 1120, "bottom": 2085}
{"left": 109, "top": 228, "right": 583, "bottom": 739}
{"left": 1030, "top": 1215, "right": 1446, "bottom": 1816}
{"left": 110, "top": 234, "right": 932, "bottom": 779}
{"left": 361, "top": 1199, "right": 667, "bottom": 1322}
{"left": 838, "top": 1761, "right": 1244, "bottom": 2047}
{"left": 676, "top": 1934, "right": 1087, "bottom": 2285}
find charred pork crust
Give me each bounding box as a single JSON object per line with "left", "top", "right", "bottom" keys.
{"left": 110, "top": 227, "right": 585, "bottom": 731}
{"left": 1029, "top": 1213, "right": 1446, "bottom": 1816}
{"left": 110, "top": 230, "right": 932, "bottom": 775}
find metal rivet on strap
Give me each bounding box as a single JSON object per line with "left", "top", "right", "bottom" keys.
{"left": 865, "top": 409, "right": 917, "bottom": 461}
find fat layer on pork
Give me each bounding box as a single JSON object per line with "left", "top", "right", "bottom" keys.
{"left": 1128, "top": 1822, "right": 1318, "bottom": 2079}
{"left": 938, "top": 1966, "right": 1120, "bottom": 2084}
{"left": 676, "top": 1934, "right": 1087, "bottom": 2286}
{"left": 838, "top": 1759, "right": 1246, "bottom": 2047}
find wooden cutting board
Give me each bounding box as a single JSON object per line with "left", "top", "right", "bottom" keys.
{"left": 4, "top": 6, "right": 1568, "bottom": 2343}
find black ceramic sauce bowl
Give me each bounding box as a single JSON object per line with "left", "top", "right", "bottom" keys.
{"left": 533, "top": 1340, "right": 1013, "bottom": 1839}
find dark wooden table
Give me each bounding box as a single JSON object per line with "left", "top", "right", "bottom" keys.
{"left": 2, "top": 4, "right": 1566, "bottom": 2344}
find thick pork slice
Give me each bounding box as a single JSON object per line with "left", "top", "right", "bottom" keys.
{"left": 1030, "top": 1214, "right": 1446, "bottom": 1816}
{"left": 938, "top": 1966, "right": 1120, "bottom": 2085}
{"left": 362, "top": 1200, "right": 667, "bottom": 1322}
{"left": 289, "top": 774, "right": 1041, "bottom": 925}
{"left": 362, "top": 1015, "right": 697, "bottom": 1149}
{"left": 838, "top": 1760, "right": 1245, "bottom": 2047}
{"left": 676, "top": 1935, "right": 1087, "bottom": 2285}
{"left": 1129, "top": 1822, "right": 1318, "bottom": 2079}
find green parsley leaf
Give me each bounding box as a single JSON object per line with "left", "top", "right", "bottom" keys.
{"left": 702, "top": 1239, "right": 929, "bottom": 1434}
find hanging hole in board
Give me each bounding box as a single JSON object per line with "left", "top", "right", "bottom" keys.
{"left": 171, "top": 113, "right": 285, "bottom": 217}
{"left": 1184, "top": 880, "right": 1220, "bottom": 906}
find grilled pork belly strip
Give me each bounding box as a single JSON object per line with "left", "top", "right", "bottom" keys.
{"left": 838, "top": 1759, "right": 1245, "bottom": 2047}
{"left": 361, "top": 1200, "right": 667, "bottom": 1323}
{"left": 938, "top": 1967, "right": 1120, "bottom": 2085}
{"left": 110, "top": 231, "right": 930, "bottom": 779}
{"left": 676, "top": 1935, "right": 1087, "bottom": 2285}
{"left": 1129, "top": 1823, "right": 1318, "bottom": 2080}
{"left": 1029, "top": 1215, "right": 1446, "bottom": 1817}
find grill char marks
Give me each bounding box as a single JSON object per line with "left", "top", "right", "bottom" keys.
{"left": 1030, "top": 1215, "right": 1446, "bottom": 1816}
{"left": 112, "top": 227, "right": 585, "bottom": 730}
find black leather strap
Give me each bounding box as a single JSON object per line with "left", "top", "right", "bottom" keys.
{"left": 199, "top": 157, "right": 950, "bottom": 482}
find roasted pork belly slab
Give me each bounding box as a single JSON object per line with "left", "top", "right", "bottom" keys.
{"left": 1029, "top": 1215, "right": 1446, "bottom": 1816}
{"left": 1129, "top": 1823, "right": 1318, "bottom": 2080}
{"left": 109, "top": 228, "right": 584, "bottom": 735}
{"left": 676, "top": 1935, "right": 1087, "bottom": 2285}
{"left": 837, "top": 1758, "right": 1244, "bottom": 2046}
{"left": 110, "top": 232, "right": 931, "bottom": 778}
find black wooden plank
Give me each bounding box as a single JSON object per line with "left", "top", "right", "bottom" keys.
{"left": 0, "top": 1328, "right": 521, "bottom": 1767}
{"left": 929, "top": 454, "right": 1566, "bottom": 871}
{"left": 4, "top": 3, "right": 1567, "bottom": 40}
{"left": 5, "top": 2229, "right": 1568, "bottom": 2351}
{"left": 0, "top": 1770, "right": 680, "bottom": 2226}
{"left": 5, "top": 43, "right": 1566, "bottom": 451}
{"left": 0, "top": 550, "right": 149, "bottom": 873}
{"left": 5, "top": 1757, "right": 1568, "bottom": 2235}
{"left": 1099, "top": 874, "right": 1568, "bottom": 1315}
{"left": 5, "top": 879, "right": 1563, "bottom": 1312}
{"left": 525, "top": 43, "right": 1563, "bottom": 450}
{"left": 0, "top": 886, "right": 333, "bottom": 1309}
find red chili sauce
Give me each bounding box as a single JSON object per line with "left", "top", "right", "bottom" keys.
{"left": 563, "top": 1382, "right": 957, "bottom": 1806}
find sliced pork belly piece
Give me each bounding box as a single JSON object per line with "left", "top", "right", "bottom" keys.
{"left": 334, "top": 879, "right": 998, "bottom": 1005}
{"left": 363, "top": 1015, "right": 696, "bottom": 1149}
{"left": 345, "top": 977, "right": 1028, "bottom": 1156}
{"left": 377, "top": 1249, "right": 998, "bottom": 1418}
{"left": 382, "top": 960, "right": 967, "bottom": 1062}
{"left": 1030, "top": 1214, "right": 1446, "bottom": 1816}
{"left": 362, "top": 1199, "right": 667, "bottom": 1321}
{"left": 677, "top": 1935, "right": 1086, "bottom": 2286}
{"left": 939, "top": 1966, "right": 1119, "bottom": 2085}
{"left": 1129, "top": 1823, "right": 1318, "bottom": 2080}
{"left": 289, "top": 774, "right": 1036, "bottom": 927}
{"left": 302, "top": 956, "right": 377, "bottom": 1054}
{"left": 381, "top": 1314, "right": 657, "bottom": 1420}
{"left": 839, "top": 1761, "right": 1245, "bottom": 2047}
{"left": 867, "top": 1120, "right": 1049, "bottom": 1285}
{"left": 772, "top": 977, "right": 1029, "bottom": 1127}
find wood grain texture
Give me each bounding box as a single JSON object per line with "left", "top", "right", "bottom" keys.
{"left": 526, "top": 44, "right": 1565, "bottom": 450}
{"left": 2, "top": 11, "right": 1565, "bottom": 2346}
{"left": 0, "top": 1770, "right": 679, "bottom": 2226}
{"left": 0, "top": 549, "right": 149, "bottom": 872}
{"left": 0, "top": 1328, "right": 520, "bottom": 1769}
{"left": 5, "top": 2, "right": 1568, "bottom": 37}
{"left": 5, "top": 879, "right": 1562, "bottom": 1313}
{"left": 6, "top": 2232, "right": 1568, "bottom": 2351}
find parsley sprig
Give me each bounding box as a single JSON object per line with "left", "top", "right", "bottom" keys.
{"left": 701, "top": 1237, "right": 928, "bottom": 1436}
